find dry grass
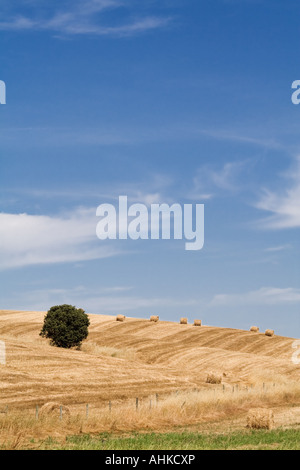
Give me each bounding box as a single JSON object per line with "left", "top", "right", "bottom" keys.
{"left": 0, "top": 383, "right": 300, "bottom": 449}
{"left": 81, "top": 342, "right": 136, "bottom": 360}
{"left": 246, "top": 408, "right": 274, "bottom": 430}
{"left": 39, "top": 402, "right": 70, "bottom": 417}
{"left": 0, "top": 309, "right": 299, "bottom": 448}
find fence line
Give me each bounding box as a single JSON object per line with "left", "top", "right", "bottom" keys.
{"left": 0, "top": 382, "right": 281, "bottom": 420}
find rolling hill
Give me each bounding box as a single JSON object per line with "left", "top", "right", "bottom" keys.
{"left": 0, "top": 310, "right": 299, "bottom": 410}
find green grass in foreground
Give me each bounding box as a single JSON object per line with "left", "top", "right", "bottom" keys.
{"left": 37, "top": 428, "right": 300, "bottom": 450}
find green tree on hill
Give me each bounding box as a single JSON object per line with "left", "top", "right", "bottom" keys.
{"left": 40, "top": 304, "right": 90, "bottom": 349}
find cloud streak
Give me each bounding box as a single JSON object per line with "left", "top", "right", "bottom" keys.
{"left": 255, "top": 159, "right": 300, "bottom": 230}
{"left": 189, "top": 160, "right": 249, "bottom": 200}
{"left": 5, "top": 284, "right": 199, "bottom": 314}
{"left": 0, "top": 208, "right": 119, "bottom": 269}
{"left": 211, "top": 287, "right": 300, "bottom": 307}
{"left": 0, "top": 0, "right": 172, "bottom": 37}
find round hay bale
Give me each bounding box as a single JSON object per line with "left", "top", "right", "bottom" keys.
{"left": 247, "top": 408, "right": 274, "bottom": 430}
{"left": 265, "top": 329, "right": 274, "bottom": 337}
{"left": 206, "top": 373, "right": 222, "bottom": 385}
{"left": 180, "top": 318, "right": 188, "bottom": 325}
{"left": 193, "top": 319, "right": 202, "bottom": 327}
{"left": 250, "top": 326, "right": 259, "bottom": 333}
{"left": 150, "top": 315, "right": 159, "bottom": 322}
{"left": 39, "top": 402, "right": 70, "bottom": 418}
{"left": 116, "top": 315, "right": 125, "bottom": 322}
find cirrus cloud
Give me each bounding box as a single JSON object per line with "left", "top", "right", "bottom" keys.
{"left": 0, "top": 0, "right": 172, "bottom": 37}
{"left": 210, "top": 287, "right": 300, "bottom": 307}
{"left": 0, "top": 208, "right": 119, "bottom": 270}
{"left": 255, "top": 158, "right": 300, "bottom": 230}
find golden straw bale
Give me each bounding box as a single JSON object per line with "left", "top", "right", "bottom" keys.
{"left": 193, "top": 320, "right": 202, "bottom": 327}
{"left": 265, "top": 329, "right": 274, "bottom": 337}
{"left": 247, "top": 408, "right": 274, "bottom": 430}
{"left": 39, "top": 402, "right": 70, "bottom": 417}
{"left": 150, "top": 316, "right": 159, "bottom": 322}
{"left": 180, "top": 318, "right": 188, "bottom": 325}
{"left": 250, "top": 326, "right": 259, "bottom": 333}
{"left": 116, "top": 315, "right": 126, "bottom": 322}
{"left": 206, "top": 373, "right": 222, "bottom": 385}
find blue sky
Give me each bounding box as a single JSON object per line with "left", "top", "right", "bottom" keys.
{"left": 0, "top": 0, "right": 300, "bottom": 337}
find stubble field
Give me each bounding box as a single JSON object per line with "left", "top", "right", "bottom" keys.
{"left": 0, "top": 309, "right": 299, "bottom": 449}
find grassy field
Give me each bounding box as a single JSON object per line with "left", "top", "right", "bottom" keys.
{"left": 0, "top": 310, "right": 299, "bottom": 450}
{"left": 1, "top": 309, "right": 299, "bottom": 412}
{"left": 1, "top": 387, "right": 300, "bottom": 449}
{"left": 13, "top": 428, "right": 300, "bottom": 450}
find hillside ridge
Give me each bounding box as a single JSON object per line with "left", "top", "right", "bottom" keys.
{"left": 0, "top": 310, "right": 298, "bottom": 409}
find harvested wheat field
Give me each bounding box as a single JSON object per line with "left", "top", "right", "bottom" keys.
{"left": 0, "top": 310, "right": 299, "bottom": 446}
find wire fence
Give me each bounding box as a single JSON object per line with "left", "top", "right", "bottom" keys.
{"left": 0, "top": 382, "right": 281, "bottom": 420}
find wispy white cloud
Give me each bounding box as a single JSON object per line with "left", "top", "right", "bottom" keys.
{"left": 0, "top": 177, "right": 173, "bottom": 270}
{"left": 198, "top": 128, "right": 282, "bottom": 151}
{"left": 189, "top": 160, "right": 249, "bottom": 200}
{"left": 264, "top": 244, "right": 292, "bottom": 253}
{"left": 0, "top": 0, "right": 172, "bottom": 36}
{"left": 210, "top": 287, "right": 300, "bottom": 307}
{"left": 7, "top": 284, "right": 198, "bottom": 314}
{"left": 0, "top": 208, "right": 119, "bottom": 269}
{"left": 206, "top": 161, "right": 247, "bottom": 191}
{"left": 0, "top": 123, "right": 285, "bottom": 151}
{"left": 255, "top": 158, "right": 300, "bottom": 230}
{"left": 1, "top": 176, "right": 169, "bottom": 208}
{"left": 77, "top": 293, "right": 197, "bottom": 314}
